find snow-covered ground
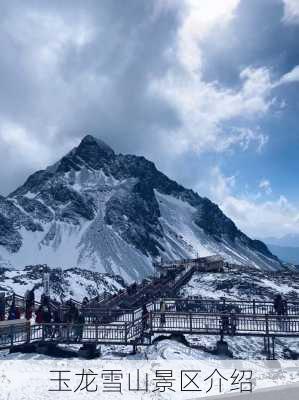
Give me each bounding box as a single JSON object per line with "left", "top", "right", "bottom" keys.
{"left": 179, "top": 270, "right": 299, "bottom": 301}
{"left": 1, "top": 269, "right": 299, "bottom": 361}
{"left": 0, "top": 334, "right": 298, "bottom": 361}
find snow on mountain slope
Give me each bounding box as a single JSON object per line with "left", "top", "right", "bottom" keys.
{"left": 0, "top": 168, "right": 153, "bottom": 282}
{"left": 156, "top": 191, "right": 281, "bottom": 270}
{"left": 0, "top": 135, "right": 282, "bottom": 280}
{"left": 0, "top": 265, "right": 125, "bottom": 302}
{"left": 179, "top": 270, "right": 299, "bottom": 301}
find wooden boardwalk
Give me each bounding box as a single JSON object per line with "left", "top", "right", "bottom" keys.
{"left": 1, "top": 307, "right": 299, "bottom": 351}
{"left": 2, "top": 260, "right": 299, "bottom": 358}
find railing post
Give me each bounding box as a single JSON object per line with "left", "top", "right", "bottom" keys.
{"left": 67, "top": 324, "right": 70, "bottom": 344}
{"left": 272, "top": 336, "right": 275, "bottom": 360}
{"left": 150, "top": 311, "right": 153, "bottom": 332}
{"left": 10, "top": 325, "right": 14, "bottom": 348}
{"left": 124, "top": 322, "right": 128, "bottom": 344}
{"left": 26, "top": 321, "right": 31, "bottom": 343}
{"left": 189, "top": 313, "right": 192, "bottom": 333}
{"left": 222, "top": 298, "right": 226, "bottom": 312}
{"left": 253, "top": 299, "right": 256, "bottom": 315}
{"left": 264, "top": 315, "right": 271, "bottom": 359}
{"left": 42, "top": 324, "right": 45, "bottom": 341}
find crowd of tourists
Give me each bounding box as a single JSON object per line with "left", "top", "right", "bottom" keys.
{"left": 0, "top": 290, "right": 85, "bottom": 341}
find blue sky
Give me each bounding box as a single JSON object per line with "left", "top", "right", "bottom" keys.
{"left": 0, "top": 0, "right": 299, "bottom": 240}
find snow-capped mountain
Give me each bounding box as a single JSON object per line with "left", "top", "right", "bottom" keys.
{"left": 0, "top": 264, "right": 125, "bottom": 302}
{"left": 0, "top": 135, "right": 281, "bottom": 281}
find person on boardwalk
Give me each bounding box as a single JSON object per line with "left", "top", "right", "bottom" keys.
{"left": 43, "top": 307, "right": 52, "bottom": 337}
{"left": 15, "top": 306, "right": 21, "bottom": 319}
{"left": 142, "top": 304, "right": 149, "bottom": 331}
{"left": 221, "top": 312, "right": 230, "bottom": 335}
{"left": 8, "top": 299, "right": 19, "bottom": 320}
{"left": 229, "top": 312, "right": 237, "bottom": 335}
{"left": 51, "top": 309, "right": 62, "bottom": 339}
{"left": 274, "top": 294, "right": 285, "bottom": 315}
{"left": 7, "top": 305, "right": 16, "bottom": 320}
{"left": 282, "top": 299, "right": 288, "bottom": 316}
{"left": 160, "top": 300, "right": 166, "bottom": 327}
{"left": 64, "top": 302, "right": 79, "bottom": 323}
{"left": 25, "top": 289, "right": 35, "bottom": 320}
{"left": 35, "top": 306, "right": 44, "bottom": 324}
{"left": 74, "top": 313, "right": 85, "bottom": 342}
{"left": 0, "top": 293, "right": 5, "bottom": 321}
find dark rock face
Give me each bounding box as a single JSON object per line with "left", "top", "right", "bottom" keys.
{"left": 10, "top": 170, "right": 54, "bottom": 197}
{"left": 0, "top": 195, "right": 42, "bottom": 232}
{"left": 0, "top": 134, "right": 280, "bottom": 272}
{"left": 105, "top": 181, "right": 164, "bottom": 257}
{"left": 16, "top": 196, "right": 54, "bottom": 223}
{"left": 39, "top": 183, "right": 95, "bottom": 223}
{"left": 54, "top": 135, "right": 116, "bottom": 174}
{"left": 193, "top": 198, "right": 274, "bottom": 258}
{"left": 0, "top": 214, "right": 22, "bottom": 252}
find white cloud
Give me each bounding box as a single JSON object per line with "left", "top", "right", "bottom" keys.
{"left": 0, "top": 121, "right": 51, "bottom": 165}
{"left": 155, "top": 0, "right": 240, "bottom": 73}
{"left": 202, "top": 167, "right": 299, "bottom": 238}
{"left": 0, "top": 120, "right": 76, "bottom": 172}
{"left": 279, "top": 65, "right": 299, "bottom": 84}
{"left": 4, "top": 10, "right": 95, "bottom": 77}
{"left": 151, "top": 61, "right": 273, "bottom": 155}
{"left": 175, "top": 0, "right": 240, "bottom": 73}
{"left": 282, "top": 0, "right": 299, "bottom": 24}
{"left": 259, "top": 179, "right": 272, "bottom": 195}
{"left": 151, "top": 1, "right": 299, "bottom": 158}
{"left": 150, "top": 0, "right": 279, "bottom": 156}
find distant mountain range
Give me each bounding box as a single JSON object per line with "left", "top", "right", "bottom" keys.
{"left": 260, "top": 234, "right": 299, "bottom": 265}
{"left": 266, "top": 244, "right": 299, "bottom": 265}
{"left": 264, "top": 234, "right": 299, "bottom": 248}
{"left": 0, "top": 135, "right": 282, "bottom": 281}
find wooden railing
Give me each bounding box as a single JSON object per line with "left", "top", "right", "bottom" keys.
{"left": 159, "top": 298, "right": 299, "bottom": 316}
{"left": 150, "top": 312, "right": 299, "bottom": 337}
{"left": 0, "top": 318, "right": 144, "bottom": 349}
{"left": 1, "top": 310, "right": 299, "bottom": 350}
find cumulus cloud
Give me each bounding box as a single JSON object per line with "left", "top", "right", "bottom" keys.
{"left": 151, "top": 0, "right": 298, "bottom": 158}
{"left": 150, "top": 34, "right": 273, "bottom": 154}
{"left": 170, "top": 0, "right": 240, "bottom": 73}
{"left": 282, "top": 0, "right": 299, "bottom": 24}
{"left": 203, "top": 167, "right": 299, "bottom": 238}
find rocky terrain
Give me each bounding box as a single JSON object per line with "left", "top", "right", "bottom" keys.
{"left": 180, "top": 270, "right": 299, "bottom": 301}
{"left": 0, "top": 264, "right": 125, "bottom": 302}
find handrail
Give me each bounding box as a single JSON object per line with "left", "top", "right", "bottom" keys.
{"left": 1, "top": 311, "right": 299, "bottom": 351}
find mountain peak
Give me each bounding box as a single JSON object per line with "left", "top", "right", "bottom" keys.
{"left": 1, "top": 133, "right": 282, "bottom": 276}
{"left": 79, "top": 135, "right": 115, "bottom": 156}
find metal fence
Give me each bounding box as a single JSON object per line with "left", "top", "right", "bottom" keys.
{"left": 159, "top": 298, "right": 299, "bottom": 316}
{"left": 150, "top": 311, "right": 299, "bottom": 337}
